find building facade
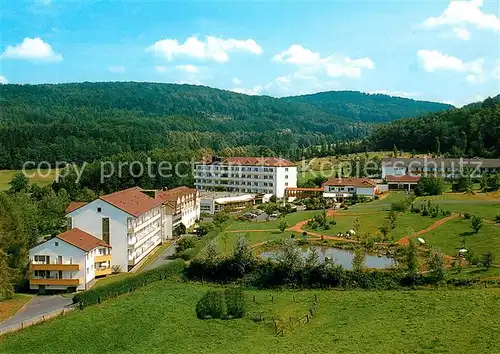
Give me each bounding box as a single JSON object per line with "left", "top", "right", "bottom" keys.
{"left": 382, "top": 158, "right": 500, "bottom": 179}
{"left": 194, "top": 156, "right": 297, "bottom": 198}
{"left": 322, "top": 178, "right": 379, "bottom": 200}
{"left": 200, "top": 191, "right": 256, "bottom": 214}
{"left": 65, "top": 186, "right": 200, "bottom": 272}
{"left": 29, "top": 228, "right": 111, "bottom": 292}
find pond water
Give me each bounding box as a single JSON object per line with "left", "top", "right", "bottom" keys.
{"left": 261, "top": 245, "right": 395, "bottom": 270}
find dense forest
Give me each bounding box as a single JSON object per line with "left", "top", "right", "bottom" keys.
{"left": 0, "top": 82, "right": 452, "bottom": 169}
{"left": 368, "top": 95, "right": 500, "bottom": 157}
{"left": 283, "top": 91, "right": 453, "bottom": 123}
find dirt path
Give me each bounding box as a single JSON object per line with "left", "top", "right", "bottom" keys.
{"left": 396, "top": 214, "right": 459, "bottom": 245}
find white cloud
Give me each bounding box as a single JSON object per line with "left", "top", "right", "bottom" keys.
{"left": 147, "top": 36, "right": 262, "bottom": 63}
{"left": 275, "top": 76, "right": 291, "bottom": 84}
{"left": 0, "top": 75, "right": 8, "bottom": 84}
{"left": 423, "top": 0, "right": 500, "bottom": 40}
{"left": 176, "top": 64, "right": 199, "bottom": 73}
{"left": 109, "top": 66, "right": 126, "bottom": 73}
{"left": 273, "top": 44, "right": 321, "bottom": 65}
{"left": 273, "top": 44, "right": 375, "bottom": 79}
{"left": 369, "top": 90, "right": 421, "bottom": 99}
{"left": 231, "top": 86, "right": 264, "bottom": 95}
{"left": 232, "top": 77, "right": 242, "bottom": 85}
{"left": 418, "top": 50, "right": 486, "bottom": 83}
{"left": 1, "top": 37, "right": 62, "bottom": 62}
{"left": 155, "top": 65, "right": 168, "bottom": 73}
{"left": 452, "top": 27, "right": 471, "bottom": 40}
{"left": 492, "top": 63, "right": 500, "bottom": 79}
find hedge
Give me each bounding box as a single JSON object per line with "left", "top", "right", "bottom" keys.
{"left": 73, "top": 258, "right": 185, "bottom": 308}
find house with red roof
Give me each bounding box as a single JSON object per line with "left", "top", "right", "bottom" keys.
{"left": 28, "top": 228, "right": 111, "bottom": 292}
{"left": 322, "top": 178, "right": 380, "bottom": 200}
{"left": 64, "top": 186, "right": 200, "bottom": 272}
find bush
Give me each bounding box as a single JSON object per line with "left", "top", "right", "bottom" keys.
{"left": 73, "top": 259, "right": 185, "bottom": 308}
{"left": 464, "top": 213, "right": 471, "bottom": 219}
{"left": 495, "top": 215, "right": 500, "bottom": 223}
{"left": 224, "top": 288, "right": 246, "bottom": 318}
{"left": 196, "top": 290, "right": 227, "bottom": 319}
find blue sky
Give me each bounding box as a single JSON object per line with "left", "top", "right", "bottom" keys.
{"left": 1, "top": 0, "right": 499, "bottom": 106}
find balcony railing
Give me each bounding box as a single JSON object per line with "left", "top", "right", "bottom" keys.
{"left": 30, "top": 263, "right": 79, "bottom": 271}
{"left": 95, "top": 268, "right": 112, "bottom": 277}
{"left": 95, "top": 254, "right": 112, "bottom": 263}
{"left": 30, "top": 278, "right": 80, "bottom": 286}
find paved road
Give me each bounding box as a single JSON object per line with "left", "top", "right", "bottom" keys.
{"left": 0, "top": 295, "right": 73, "bottom": 332}
{"left": 142, "top": 243, "right": 177, "bottom": 272}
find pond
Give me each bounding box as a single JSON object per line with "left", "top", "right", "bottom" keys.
{"left": 261, "top": 245, "right": 395, "bottom": 270}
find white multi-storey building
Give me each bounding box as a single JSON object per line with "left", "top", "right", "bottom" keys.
{"left": 194, "top": 156, "right": 297, "bottom": 198}
{"left": 323, "top": 178, "right": 380, "bottom": 200}
{"left": 29, "top": 228, "right": 112, "bottom": 292}
{"left": 65, "top": 186, "right": 200, "bottom": 272}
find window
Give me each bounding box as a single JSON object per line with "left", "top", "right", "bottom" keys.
{"left": 285, "top": 182, "right": 288, "bottom": 186}
{"left": 97, "top": 207, "right": 102, "bottom": 213}
{"left": 66, "top": 217, "right": 72, "bottom": 230}
{"left": 285, "top": 168, "right": 288, "bottom": 171}
{"left": 55, "top": 242, "right": 59, "bottom": 247}
{"left": 285, "top": 175, "right": 288, "bottom": 179}
{"left": 102, "top": 217, "right": 110, "bottom": 244}
{"left": 87, "top": 268, "right": 89, "bottom": 274}
{"left": 34, "top": 255, "right": 49, "bottom": 264}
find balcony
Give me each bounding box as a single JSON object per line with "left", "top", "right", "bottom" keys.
{"left": 95, "top": 254, "right": 112, "bottom": 263}
{"left": 30, "top": 278, "right": 80, "bottom": 286}
{"left": 95, "top": 268, "right": 112, "bottom": 277}
{"left": 30, "top": 263, "right": 79, "bottom": 271}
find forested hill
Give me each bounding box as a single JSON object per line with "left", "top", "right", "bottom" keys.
{"left": 368, "top": 95, "right": 500, "bottom": 157}
{"left": 283, "top": 90, "right": 454, "bottom": 122}
{"left": 0, "top": 82, "right": 451, "bottom": 169}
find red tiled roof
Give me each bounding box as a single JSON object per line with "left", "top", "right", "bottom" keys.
{"left": 155, "top": 186, "right": 196, "bottom": 202}
{"left": 100, "top": 186, "right": 163, "bottom": 217}
{"left": 323, "top": 178, "right": 377, "bottom": 188}
{"left": 285, "top": 187, "right": 323, "bottom": 191}
{"left": 199, "top": 156, "right": 295, "bottom": 167}
{"left": 386, "top": 175, "right": 421, "bottom": 183}
{"left": 56, "top": 228, "right": 110, "bottom": 252}
{"left": 65, "top": 201, "right": 88, "bottom": 213}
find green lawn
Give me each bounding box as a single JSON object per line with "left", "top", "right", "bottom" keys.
{"left": 346, "top": 192, "right": 408, "bottom": 211}
{"left": 217, "top": 230, "right": 289, "bottom": 254}
{"left": 422, "top": 218, "right": 500, "bottom": 260}
{"left": 0, "top": 169, "right": 58, "bottom": 190}
{"left": 447, "top": 265, "right": 500, "bottom": 280}
{"left": 310, "top": 211, "right": 439, "bottom": 241}
{"left": 227, "top": 210, "right": 318, "bottom": 231}
{"left": 414, "top": 195, "right": 500, "bottom": 220}
{"left": 1, "top": 281, "right": 499, "bottom": 353}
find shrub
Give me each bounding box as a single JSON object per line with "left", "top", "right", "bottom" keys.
{"left": 470, "top": 216, "right": 483, "bottom": 233}
{"left": 196, "top": 290, "right": 227, "bottom": 319}
{"left": 224, "top": 288, "right": 246, "bottom": 318}
{"left": 73, "top": 259, "right": 185, "bottom": 308}
{"left": 495, "top": 215, "right": 500, "bottom": 223}
{"left": 480, "top": 252, "right": 493, "bottom": 270}
{"left": 464, "top": 213, "right": 471, "bottom": 219}
{"left": 176, "top": 236, "right": 198, "bottom": 253}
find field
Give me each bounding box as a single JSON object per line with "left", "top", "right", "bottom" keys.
{"left": 0, "top": 169, "right": 58, "bottom": 190}
{"left": 414, "top": 194, "right": 500, "bottom": 220}
{"left": 217, "top": 230, "right": 287, "bottom": 254}
{"left": 422, "top": 218, "right": 500, "bottom": 260}
{"left": 226, "top": 210, "right": 319, "bottom": 231}
{"left": 1, "top": 281, "right": 499, "bottom": 353}
{"left": 318, "top": 211, "right": 441, "bottom": 241}
{"left": 0, "top": 295, "right": 33, "bottom": 322}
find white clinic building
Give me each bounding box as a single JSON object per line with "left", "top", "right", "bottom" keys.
{"left": 29, "top": 228, "right": 112, "bottom": 292}
{"left": 194, "top": 156, "right": 297, "bottom": 199}
{"left": 65, "top": 186, "right": 200, "bottom": 272}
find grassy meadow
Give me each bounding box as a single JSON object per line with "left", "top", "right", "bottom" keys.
{"left": 422, "top": 217, "right": 500, "bottom": 260}
{"left": 0, "top": 169, "right": 58, "bottom": 190}
{"left": 1, "top": 281, "right": 499, "bottom": 353}
{"left": 414, "top": 194, "right": 500, "bottom": 220}
{"left": 226, "top": 210, "right": 318, "bottom": 231}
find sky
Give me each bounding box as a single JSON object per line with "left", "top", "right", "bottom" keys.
{"left": 0, "top": 0, "right": 499, "bottom": 106}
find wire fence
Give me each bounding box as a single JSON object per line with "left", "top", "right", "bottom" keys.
{"left": 0, "top": 307, "right": 75, "bottom": 336}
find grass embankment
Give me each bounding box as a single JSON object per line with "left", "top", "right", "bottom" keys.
{"left": 1, "top": 281, "right": 499, "bottom": 353}
{"left": 0, "top": 169, "right": 57, "bottom": 190}
{"left": 415, "top": 194, "right": 500, "bottom": 220}
{"left": 422, "top": 218, "right": 500, "bottom": 260}
{"left": 0, "top": 294, "right": 34, "bottom": 322}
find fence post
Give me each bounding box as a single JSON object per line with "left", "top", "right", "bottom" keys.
{"left": 314, "top": 294, "right": 318, "bottom": 303}
{"left": 253, "top": 295, "right": 256, "bottom": 302}
{"left": 271, "top": 295, "right": 274, "bottom": 303}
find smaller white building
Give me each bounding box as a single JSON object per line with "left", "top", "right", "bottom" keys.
{"left": 200, "top": 191, "right": 256, "bottom": 214}
{"left": 322, "top": 178, "right": 379, "bottom": 200}
{"left": 29, "top": 228, "right": 111, "bottom": 292}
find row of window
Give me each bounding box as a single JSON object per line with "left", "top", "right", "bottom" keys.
{"left": 196, "top": 165, "right": 283, "bottom": 172}
{"left": 196, "top": 180, "right": 275, "bottom": 187}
